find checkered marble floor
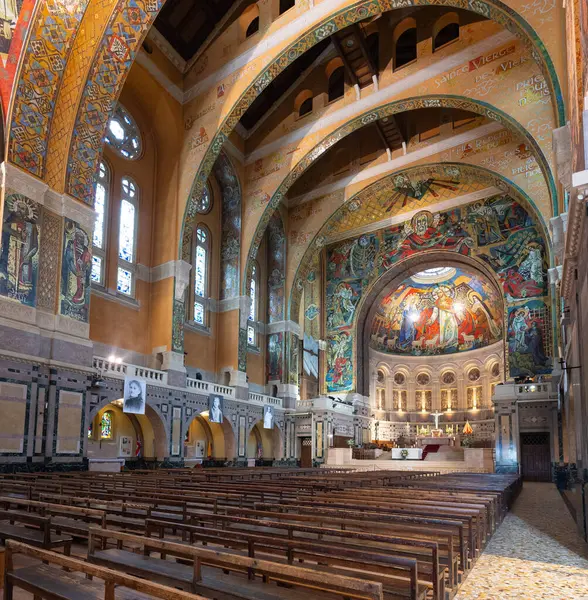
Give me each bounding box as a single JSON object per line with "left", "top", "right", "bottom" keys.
{"left": 454, "top": 482, "right": 588, "bottom": 600}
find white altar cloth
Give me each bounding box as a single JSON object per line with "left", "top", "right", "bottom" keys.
{"left": 392, "top": 448, "right": 423, "bottom": 460}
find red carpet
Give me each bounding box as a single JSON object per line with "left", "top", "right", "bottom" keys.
{"left": 421, "top": 444, "right": 440, "bottom": 460}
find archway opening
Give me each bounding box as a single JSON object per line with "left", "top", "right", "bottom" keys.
{"left": 186, "top": 412, "right": 236, "bottom": 461}
{"left": 247, "top": 421, "right": 284, "bottom": 461}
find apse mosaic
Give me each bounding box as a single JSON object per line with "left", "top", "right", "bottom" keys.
{"left": 0, "top": 192, "right": 40, "bottom": 307}
{"left": 369, "top": 267, "right": 503, "bottom": 356}
{"left": 325, "top": 193, "right": 551, "bottom": 391}
{"left": 60, "top": 218, "right": 92, "bottom": 322}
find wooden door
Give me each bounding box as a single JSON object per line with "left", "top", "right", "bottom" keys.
{"left": 520, "top": 432, "right": 551, "bottom": 482}
{"left": 300, "top": 437, "right": 312, "bottom": 468}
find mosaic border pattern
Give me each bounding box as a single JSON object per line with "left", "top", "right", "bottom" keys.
{"left": 8, "top": 0, "right": 90, "bottom": 178}
{"left": 181, "top": 0, "right": 565, "bottom": 263}
{"left": 288, "top": 161, "right": 552, "bottom": 321}
{"left": 65, "top": 0, "right": 164, "bottom": 203}
{"left": 242, "top": 94, "right": 556, "bottom": 301}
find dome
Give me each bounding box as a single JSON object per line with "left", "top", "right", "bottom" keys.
{"left": 370, "top": 267, "right": 503, "bottom": 355}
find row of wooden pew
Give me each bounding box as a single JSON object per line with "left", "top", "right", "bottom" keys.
{"left": 0, "top": 468, "right": 521, "bottom": 600}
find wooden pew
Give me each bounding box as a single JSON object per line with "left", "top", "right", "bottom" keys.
{"left": 0, "top": 496, "right": 106, "bottom": 539}
{"left": 3, "top": 540, "right": 209, "bottom": 600}
{"left": 146, "top": 517, "right": 434, "bottom": 600}
{"left": 88, "top": 528, "right": 386, "bottom": 600}
{"left": 0, "top": 509, "right": 72, "bottom": 555}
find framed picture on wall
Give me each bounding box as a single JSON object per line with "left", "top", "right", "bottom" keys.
{"left": 208, "top": 394, "right": 224, "bottom": 423}
{"left": 119, "top": 436, "right": 132, "bottom": 457}
{"left": 263, "top": 405, "right": 274, "bottom": 429}
{"left": 238, "top": 415, "right": 246, "bottom": 457}
{"left": 123, "top": 377, "right": 146, "bottom": 414}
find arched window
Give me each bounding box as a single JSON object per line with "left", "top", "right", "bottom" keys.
{"left": 366, "top": 32, "right": 380, "bottom": 73}
{"left": 100, "top": 411, "right": 113, "bottom": 439}
{"left": 91, "top": 161, "right": 110, "bottom": 286}
{"left": 328, "top": 66, "right": 345, "bottom": 102}
{"left": 299, "top": 97, "right": 313, "bottom": 117}
{"left": 246, "top": 16, "right": 259, "bottom": 37}
{"left": 193, "top": 225, "right": 210, "bottom": 326}
{"left": 117, "top": 177, "right": 139, "bottom": 297}
{"left": 105, "top": 104, "right": 142, "bottom": 160}
{"left": 247, "top": 263, "right": 259, "bottom": 346}
{"left": 394, "top": 24, "right": 417, "bottom": 70}
{"left": 279, "top": 0, "right": 295, "bottom": 15}
{"left": 195, "top": 183, "right": 213, "bottom": 214}
{"left": 433, "top": 14, "right": 459, "bottom": 51}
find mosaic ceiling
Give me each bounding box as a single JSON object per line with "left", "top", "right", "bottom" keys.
{"left": 369, "top": 266, "right": 503, "bottom": 356}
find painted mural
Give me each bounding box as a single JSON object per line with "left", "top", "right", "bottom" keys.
{"left": 60, "top": 218, "right": 92, "bottom": 322}
{"left": 0, "top": 192, "right": 40, "bottom": 307}
{"left": 325, "top": 193, "right": 550, "bottom": 391}
{"left": 214, "top": 152, "right": 241, "bottom": 300}
{"left": 370, "top": 268, "right": 503, "bottom": 355}
{"left": 267, "top": 332, "right": 284, "bottom": 382}
{"left": 507, "top": 300, "right": 552, "bottom": 376}
{"left": 267, "top": 212, "right": 285, "bottom": 323}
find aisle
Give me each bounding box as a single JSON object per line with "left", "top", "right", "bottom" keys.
{"left": 455, "top": 482, "right": 588, "bottom": 600}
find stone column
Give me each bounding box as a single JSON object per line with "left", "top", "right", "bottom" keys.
{"left": 494, "top": 384, "right": 520, "bottom": 474}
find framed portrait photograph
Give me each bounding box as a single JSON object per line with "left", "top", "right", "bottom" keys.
{"left": 123, "top": 377, "right": 146, "bottom": 415}
{"left": 263, "top": 405, "right": 274, "bottom": 429}
{"left": 208, "top": 394, "right": 224, "bottom": 424}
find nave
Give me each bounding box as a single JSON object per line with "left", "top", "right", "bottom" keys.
{"left": 0, "top": 469, "right": 520, "bottom": 600}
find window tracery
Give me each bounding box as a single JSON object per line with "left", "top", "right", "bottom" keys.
{"left": 105, "top": 104, "right": 142, "bottom": 160}
{"left": 91, "top": 161, "right": 110, "bottom": 286}
{"left": 117, "top": 177, "right": 138, "bottom": 296}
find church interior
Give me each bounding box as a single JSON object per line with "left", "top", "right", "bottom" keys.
{"left": 0, "top": 0, "right": 587, "bottom": 597}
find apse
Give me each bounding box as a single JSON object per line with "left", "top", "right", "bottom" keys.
{"left": 369, "top": 266, "right": 503, "bottom": 356}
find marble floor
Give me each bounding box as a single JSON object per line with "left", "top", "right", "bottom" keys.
{"left": 455, "top": 482, "right": 588, "bottom": 600}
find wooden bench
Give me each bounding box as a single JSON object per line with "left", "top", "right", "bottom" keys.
{"left": 145, "top": 518, "right": 431, "bottom": 600}
{"left": 0, "top": 509, "right": 72, "bottom": 554}
{"left": 88, "top": 528, "right": 385, "bottom": 600}
{"left": 0, "top": 496, "right": 106, "bottom": 539}
{"left": 3, "top": 540, "right": 209, "bottom": 600}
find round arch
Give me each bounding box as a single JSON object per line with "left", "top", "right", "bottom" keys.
{"left": 247, "top": 419, "right": 284, "bottom": 460}
{"left": 88, "top": 398, "right": 169, "bottom": 460}
{"left": 179, "top": 2, "right": 564, "bottom": 258}
{"left": 289, "top": 161, "right": 553, "bottom": 323}
{"left": 356, "top": 252, "right": 507, "bottom": 395}
{"left": 241, "top": 95, "right": 557, "bottom": 310}
{"left": 185, "top": 412, "right": 237, "bottom": 460}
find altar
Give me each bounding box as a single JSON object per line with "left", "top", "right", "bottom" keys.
{"left": 416, "top": 437, "right": 454, "bottom": 447}
{"left": 392, "top": 448, "right": 423, "bottom": 460}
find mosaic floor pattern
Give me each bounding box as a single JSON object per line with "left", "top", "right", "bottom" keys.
{"left": 454, "top": 482, "right": 588, "bottom": 600}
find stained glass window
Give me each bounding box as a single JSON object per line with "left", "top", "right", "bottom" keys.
{"left": 119, "top": 199, "right": 135, "bottom": 262}
{"left": 92, "top": 161, "right": 110, "bottom": 286}
{"left": 193, "top": 225, "right": 210, "bottom": 325}
{"left": 105, "top": 104, "right": 142, "bottom": 160}
{"left": 249, "top": 264, "right": 257, "bottom": 321}
{"left": 117, "top": 177, "right": 138, "bottom": 297}
{"left": 91, "top": 256, "right": 102, "bottom": 283}
{"left": 87, "top": 423, "right": 93, "bottom": 439}
{"left": 194, "top": 301, "right": 204, "bottom": 325}
{"left": 194, "top": 245, "right": 206, "bottom": 297}
{"left": 195, "top": 185, "right": 212, "bottom": 214}
{"left": 101, "top": 412, "right": 113, "bottom": 439}
{"left": 247, "top": 325, "right": 255, "bottom": 345}
{"left": 117, "top": 267, "right": 133, "bottom": 295}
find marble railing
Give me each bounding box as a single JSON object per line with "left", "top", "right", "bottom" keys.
{"left": 185, "top": 377, "right": 235, "bottom": 399}
{"left": 93, "top": 357, "right": 168, "bottom": 385}
{"left": 297, "top": 397, "right": 354, "bottom": 415}
{"left": 248, "top": 392, "right": 283, "bottom": 408}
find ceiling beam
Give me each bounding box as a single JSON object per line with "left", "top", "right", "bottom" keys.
{"left": 353, "top": 24, "right": 377, "bottom": 79}
{"left": 330, "top": 34, "right": 359, "bottom": 88}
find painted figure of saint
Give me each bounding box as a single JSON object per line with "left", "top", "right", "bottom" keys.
{"left": 512, "top": 308, "right": 529, "bottom": 352}
{"left": 0, "top": 195, "right": 39, "bottom": 306}
{"left": 433, "top": 286, "right": 459, "bottom": 349}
